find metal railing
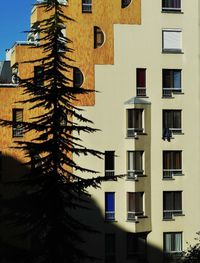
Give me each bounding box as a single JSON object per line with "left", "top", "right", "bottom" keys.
{"left": 127, "top": 128, "right": 143, "bottom": 138}
{"left": 127, "top": 211, "right": 144, "bottom": 220}
{"left": 105, "top": 211, "right": 115, "bottom": 221}
{"left": 163, "top": 210, "right": 182, "bottom": 219}
{"left": 163, "top": 169, "right": 182, "bottom": 179}
{"left": 127, "top": 170, "right": 143, "bottom": 180}
{"left": 163, "top": 88, "right": 181, "bottom": 97}
{"left": 136, "top": 87, "right": 146, "bottom": 97}
{"left": 105, "top": 170, "right": 115, "bottom": 178}
{"left": 13, "top": 126, "right": 23, "bottom": 137}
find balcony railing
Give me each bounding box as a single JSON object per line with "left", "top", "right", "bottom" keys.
{"left": 13, "top": 126, "right": 23, "bottom": 138}
{"left": 105, "top": 170, "right": 115, "bottom": 177}
{"left": 127, "top": 211, "right": 144, "bottom": 221}
{"left": 105, "top": 211, "right": 115, "bottom": 221}
{"left": 163, "top": 88, "right": 181, "bottom": 97}
{"left": 136, "top": 87, "right": 146, "bottom": 97}
{"left": 127, "top": 128, "right": 143, "bottom": 138}
{"left": 127, "top": 170, "right": 143, "bottom": 180}
{"left": 163, "top": 210, "right": 182, "bottom": 219}
{"left": 163, "top": 169, "right": 182, "bottom": 179}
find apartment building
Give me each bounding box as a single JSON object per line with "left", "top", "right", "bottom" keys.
{"left": 0, "top": 0, "right": 200, "bottom": 262}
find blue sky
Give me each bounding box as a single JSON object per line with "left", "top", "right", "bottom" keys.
{"left": 0, "top": 0, "right": 35, "bottom": 61}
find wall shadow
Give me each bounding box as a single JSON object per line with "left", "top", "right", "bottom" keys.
{"left": 0, "top": 154, "right": 169, "bottom": 263}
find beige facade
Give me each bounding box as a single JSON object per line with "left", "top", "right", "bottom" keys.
{"left": 75, "top": 0, "right": 200, "bottom": 262}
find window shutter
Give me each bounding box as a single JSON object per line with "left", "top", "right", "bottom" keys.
{"left": 163, "top": 30, "right": 182, "bottom": 51}
{"left": 105, "top": 193, "right": 115, "bottom": 212}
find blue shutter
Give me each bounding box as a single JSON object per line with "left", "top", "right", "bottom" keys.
{"left": 105, "top": 192, "right": 115, "bottom": 211}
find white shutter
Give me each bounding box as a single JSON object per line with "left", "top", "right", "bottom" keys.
{"left": 163, "top": 30, "right": 182, "bottom": 51}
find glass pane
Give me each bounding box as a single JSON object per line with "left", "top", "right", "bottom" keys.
{"left": 164, "top": 233, "right": 172, "bottom": 252}
{"left": 174, "top": 192, "right": 182, "bottom": 210}
{"left": 174, "top": 70, "right": 181, "bottom": 90}
{"left": 164, "top": 192, "right": 173, "bottom": 210}
{"left": 128, "top": 192, "right": 135, "bottom": 212}
{"left": 175, "top": 233, "right": 182, "bottom": 251}
{"left": 173, "top": 111, "right": 181, "bottom": 128}
{"left": 128, "top": 151, "right": 134, "bottom": 170}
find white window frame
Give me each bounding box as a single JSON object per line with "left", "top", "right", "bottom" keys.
{"left": 162, "top": 29, "right": 182, "bottom": 53}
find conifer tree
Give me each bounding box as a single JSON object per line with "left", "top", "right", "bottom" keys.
{"left": 0, "top": 0, "right": 106, "bottom": 262}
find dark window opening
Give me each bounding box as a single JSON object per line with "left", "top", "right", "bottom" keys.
{"left": 94, "top": 26, "right": 104, "bottom": 48}
{"left": 136, "top": 68, "right": 146, "bottom": 97}
{"left": 105, "top": 151, "right": 115, "bottom": 178}
{"left": 163, "top": 191, "right": 182, "bottom": 219}
{"left": 73, "top": 67, "right": 84, "bottom": 88}
{"left": 105, "top": 192, "right": 115, "bottom": 221}
{"left": 34, "top": 66, "right": 44, "bottom": 87}
{"left": 122, "top": 0, "right": 132, "bottom": 8}
{"left": 163, "top": 69, "right": 181, "bottom": 97}
{"left": 82, "top": 0, "right": 92, "bottom": 13}
{"left": 163, "top": 151, "right": 182, "bottom": 179}
{"left": 12, "top": 109, "right": 23, "bottom": 138}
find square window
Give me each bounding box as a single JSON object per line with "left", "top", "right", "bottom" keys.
{"left": 163, "top": 151, "right": 182, "bottom": 179}
{"left": 105, "top": 192, "right": 115, "bottom": 221}
{"left": 162, "top": 69, "right": 181, "bottom": 97}
{"left": 127, "top": 151, "right": 144, "bottom": 179}
{"left": 12, "top": 109, "right": 23, "bottom": 138}
{"left": 162, "top": 0, "right": 181, "bottom": 12}
{"left": 136, "top": 68, "right": 146, "bottom": 97}
{"left": 162, "top": 29, "right": 182, "bottom": 53}
{"left": 127, "top": 192, "right": 144, "bottom": 220}
{"left": 163, "top": 232, "right": 182, "bottom": 253}
{"left": 127, "top": 233, "right": 147, "bottom": 259}
{"left": 163, "top": 191, "right": 182, "bottom": 219}
{"left": 82, "top": 0, "right": 92, "bottom": 13}
{"left": 127, "top": 109, "right": 144, "bottom": 137}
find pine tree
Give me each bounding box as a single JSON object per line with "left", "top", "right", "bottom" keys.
{"left": 0, "top": 0, "right": 106, "bottom": 262}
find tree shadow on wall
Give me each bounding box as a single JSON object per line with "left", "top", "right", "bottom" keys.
{"left": 0, "top": 154, "right": 170, "bottom": 263}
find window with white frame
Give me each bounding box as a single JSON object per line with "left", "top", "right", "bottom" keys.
{"left": 163, "top": 191, "right": 182, "bottom": 219}
{"left": 127, "top": 192, "right": 144, "bottom": 220}
{"left": 163, "top": 232, "right": 182, "bottom": 253}
{"left": 163, "top": 110, "right": 182, "bottom": 139}
{"left": 162, "top": 29, "right": 182, "bottom": 53}
{"left": 162, "top": 0, "right": 181, "bottom": 12}
{"left": 162, "top": 69, "right": 182, "bottom": 97}
{"left": 127, "top": 109, "right": 144, "bottom": 137}
{"left": 127, "top": 151, "right": 144, "bottom": 179}
{"left": 163, "top": 151, "right": 182, "bottom": 179}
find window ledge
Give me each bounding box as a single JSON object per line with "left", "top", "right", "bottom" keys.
{"left": 161, "top": 10, "right": 184, "bottom": 14}
{"left": 105, "top": 220, "right": 117, "bottom": 223}
{"left": 126, "top": 174, "right": 147, "bottom": 181}
{"left": 163, "top": 218, "right": 175, "bottom": 221}
{"left": 162, "top": 50, "right": 184, "bottom": 54}
{"left": 162, "top": 92, "right": 184, "bottom": 99}
{"left": 136, "top": 96, "right": 149, "bottom": 98}
{"left": 163, "top": 174, "right": 184, "bottom": 180}
{"left": 125, "top": 133, "right": 147, "bottom": 139}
